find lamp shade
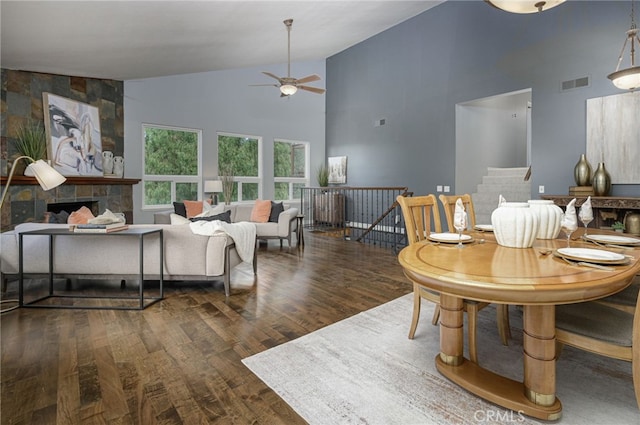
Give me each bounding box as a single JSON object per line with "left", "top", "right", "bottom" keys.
{"left": 280, "top": 84, "right": 298, "bottom": 96}
{"left": 486, "top": 0, "right": 565, "bottom": 13}
{"left": 204, "top": 180, "right": 223, "bottom": 193}
{"left": 608, "top": 66, "right": 640, "bottom": 90}
{"left": 28, "top": 159, "right": 67, "bottom": 190}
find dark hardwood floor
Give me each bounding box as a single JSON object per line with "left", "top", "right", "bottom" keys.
{"left": 1, "top": 232, "right": 410, "bottom": 424}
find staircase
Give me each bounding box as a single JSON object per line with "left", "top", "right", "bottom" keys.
{"left": 472, "top": 167, "right": 531, "bottom": 225}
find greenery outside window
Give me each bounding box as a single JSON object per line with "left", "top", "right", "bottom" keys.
{"left": 142, "top": 124, "right": 201, "bottom": 208}
{"left": 218, "top": 133, "right": 261, "bottom": 202}
{"left": 274, "top": 139, "right": 309, "bottom": 200}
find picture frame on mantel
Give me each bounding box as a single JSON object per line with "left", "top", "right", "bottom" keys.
{"left": 586, "top": 91, "right": 640, "bottom": 184}
{"left": 328, "top": 156, "right": 347, "bottom": 184}
{"left": 42, "top": 92, "right": 103, "bottom": 177}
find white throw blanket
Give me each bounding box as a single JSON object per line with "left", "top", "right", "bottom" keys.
{"left": 189, "top": 221, "right": 256, "bottom": 263}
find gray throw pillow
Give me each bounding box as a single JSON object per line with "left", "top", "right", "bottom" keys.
{"left": 269, "top": 201, "right": 284, "bottom": 222}
{"left": 190, "top": 210, "right": 232, "bottom": 223}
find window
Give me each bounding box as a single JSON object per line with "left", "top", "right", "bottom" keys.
{"left": 217, "top": 133, "right": 261, "bottom": 202}
{"left": 142, "top": 124, "right": 201, "bottom": 208}
{"left": 274, "top": 139, "right": 309, "bottom": 200}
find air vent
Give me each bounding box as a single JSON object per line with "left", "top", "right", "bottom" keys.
{"left": 561, "top": 76, "right": 590, "bottom": 92}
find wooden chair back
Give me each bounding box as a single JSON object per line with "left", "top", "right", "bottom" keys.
{"left": 397, "top": 195, "right": 442, "bottom": 245}
{"left": 438, "top": 194, "right": 476, "bottom": 232}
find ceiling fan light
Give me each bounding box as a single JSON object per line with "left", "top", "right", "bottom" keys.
{"left": 608, "top": 66, "right": 640, "bottom": 91}
{"left": 280, "top": 84, "right": 298, "bottom": 96}
{"left": 485, "top": 0, "right": 565, "bottom": 14}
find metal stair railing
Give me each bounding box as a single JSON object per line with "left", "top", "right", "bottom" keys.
{"left": 300, "top": 186, "right": 410, "bottom": 251}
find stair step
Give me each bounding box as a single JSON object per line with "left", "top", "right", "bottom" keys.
{"left": 487, "top": 166, "right": 530, "bottom": 177}
{"left": 481, "top": 175, "right": 529, "bottom": 185}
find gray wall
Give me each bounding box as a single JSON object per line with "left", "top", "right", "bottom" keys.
{"left": 124, "top": 61, "right": 326, "bottom": 223}
{"left": 326, "top": 1, "right": 639, "bottom": 198}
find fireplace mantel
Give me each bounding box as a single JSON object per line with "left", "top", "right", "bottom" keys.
{"left": 1, "top": 176, "right": 140, "bottom": 186}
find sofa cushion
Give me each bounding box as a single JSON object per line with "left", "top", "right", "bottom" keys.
{"left": 173, "top": 202, "right": 187, "bottom": 217}
{"left": 250, "top": 199, "right": 272, "bottom": 223}
{"left": 269, "top": 201, "right": 284, "bottom": 222}
{"left": 68, "top": 206, "right": 95, "bottom": 224}
{"left": 195, "top": 203, "right": 225, "bottom": 217}
{"left": 190, "top": 210, "right": 232, "bottom": 223}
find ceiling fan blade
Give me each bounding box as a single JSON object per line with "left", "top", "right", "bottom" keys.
{"left": 295, "top": 74, "right": 321, "bottom": 84}
{"left": 262, "top": 72, "right": 283, "bottom": 82}
{"left": 298, "top": 85, "right": 326, "bottom": 94}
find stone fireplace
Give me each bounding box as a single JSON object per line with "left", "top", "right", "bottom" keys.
{"left": 0, "top": 176, "right": 138, "bottom": 231}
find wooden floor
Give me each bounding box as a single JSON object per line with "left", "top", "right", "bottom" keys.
{"left": 1, "top": 232, "right": 410, "bottom": 424}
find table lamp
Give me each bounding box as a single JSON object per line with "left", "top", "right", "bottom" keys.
{"left": 204, "top": 180, "right": 223, "bottom": 205}
{"left": 0, "top": 156, "right": 67, "bottom": 209}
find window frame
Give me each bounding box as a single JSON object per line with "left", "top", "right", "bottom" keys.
{"left": 217, "top": 131, "right": 263, "bottom": 203}
{"left": 141, "top": 123, "right": 203, "bottom": 210}
{"left": 273, "top": 138, "right": 310, "bottom": 201}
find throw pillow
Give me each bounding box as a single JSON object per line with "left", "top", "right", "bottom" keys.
{"left": 44, "top": 210, "right": 70, "bottom": 224}
{"left": 183, "top": 200, "right": 214, "bottom": 218}
{"left": 269, "top": 201, "right": 284, "bottom": 222}
{"left": 170, "top": 213, "right": 191, "bottom": 225}
{"left": 68, "top": 206, "right": 95, "bottom": 224}
{"left": 195, "top": 203, "right": 225, "bottom": 218}
{"left": 190, "top": 210, "right": 232, "bottom": 223}
{"left": 173, "top": 202, "right": 187, "bottom": 217}
{"left": 250, "top": 199, "right": 272, "bottom": 223}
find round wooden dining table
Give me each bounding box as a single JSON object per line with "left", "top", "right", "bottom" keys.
{"left": 397, "top": 229, "right": 640, "bottom": 420}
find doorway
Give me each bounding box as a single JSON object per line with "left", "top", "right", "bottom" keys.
{"left": 455, "top": 89, "right": 532, "bottom": 195}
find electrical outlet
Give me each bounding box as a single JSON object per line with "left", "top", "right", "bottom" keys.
{"left": 444, "top": 185, "right": 450, "bottom": 193}
{"left": 436, "top": 185, "right": 443, "bottom": 192}
{"left": 538, "top": 185, "right": 545, "bottom": 194}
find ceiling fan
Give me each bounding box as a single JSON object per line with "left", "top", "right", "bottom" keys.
{"left": 252, "top": 19, "right": 325, "bottom": 97}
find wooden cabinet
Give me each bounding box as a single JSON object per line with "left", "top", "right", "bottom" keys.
{"left": 314, "top": 193, "right": 345, "bottom": 226}
{"left": 542, "top": 196, "right": 640, "bottom": 231}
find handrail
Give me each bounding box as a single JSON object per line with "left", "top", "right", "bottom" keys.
{"left": 356, "top": 190, "right": 412, "bottom": 242}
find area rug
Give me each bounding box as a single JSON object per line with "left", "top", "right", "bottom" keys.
{"left": 243, "top": 294, "right": 640, "bottom": 424}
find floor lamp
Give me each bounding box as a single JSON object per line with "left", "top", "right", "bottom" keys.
{"left": 1, "top": 155, "right": 66, "bottom": 313}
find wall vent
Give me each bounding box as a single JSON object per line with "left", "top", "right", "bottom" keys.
{"left": 561, "top": 76, "right": 590, "bottom": 92}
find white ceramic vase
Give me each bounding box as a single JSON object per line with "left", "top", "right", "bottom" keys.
{"left": 491, "top": 202, "right": 539, "bottom": 248}
{"left": 527, "top": 200, "right": 563, "bottom": 239}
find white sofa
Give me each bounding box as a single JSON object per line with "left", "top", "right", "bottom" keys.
{"left": 0, "top": 222, "right": 254, "bottom": 297}
{"left": 154, "top": 203, "right": 299, "bottom": 247}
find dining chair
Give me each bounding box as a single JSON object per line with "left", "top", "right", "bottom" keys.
{"left": 438, "top": 194, "right": 476, "bottom": 232}
{"left": 555, "top": 278, "right": 640, "bottom": 408}
{"left": 438, "top": 193, "right": 511, "bottom": 346}
{"left": 397, "top": 194, "right": 490, "bottom": 363}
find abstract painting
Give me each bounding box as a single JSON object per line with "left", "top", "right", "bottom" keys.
{"left": 43, "top": 92, "right": 103, "bottom": 176}
{"left": 328, "top": 156, "right": 347, "bottom": 184}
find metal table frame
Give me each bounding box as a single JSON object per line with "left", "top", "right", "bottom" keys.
{"left": 19, "top": 227, "right": 164, "bottom": 310}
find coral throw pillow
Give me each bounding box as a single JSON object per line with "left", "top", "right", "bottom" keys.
{"left": 184, "top": 200, "right": 204, "bottom": 218}
{"left": 68, "top": 206, "right": 95, "bottom": 224}
{"left": 250, "top": 199, "right": 272, "bottom": 223}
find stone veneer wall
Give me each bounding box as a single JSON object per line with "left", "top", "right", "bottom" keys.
{"left": 1, "top": 69, "right": 128, "bottom": 230}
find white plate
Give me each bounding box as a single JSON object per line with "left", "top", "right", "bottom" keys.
{"left": 555, "top": 247, "right": 627, "bottom": 264}
{"left": 428, "top": 233, "right": 474, "bottom": 243}
{"left": 474, "top": 224, "right": 494, "bottom": 232}
{"left": 584, "top": 234, "right": 640, "bottom": 246}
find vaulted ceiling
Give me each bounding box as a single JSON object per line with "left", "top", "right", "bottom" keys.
{"left": 1, "top": 1, "right": 444, "bottom": 81}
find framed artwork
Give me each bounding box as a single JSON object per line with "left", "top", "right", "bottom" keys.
{"left": 43, "top": 92, "right": 103, "bottom": 176}
{"left": 586, "top": 91, "right": 640, "bottom": 184}
{"left": 328, "top": 156, "right": 347, "bottom": 184}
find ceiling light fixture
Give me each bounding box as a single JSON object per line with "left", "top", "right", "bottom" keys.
{"left": 485, "top": 0, "right": 565, "bottom": 14}
{"left": 608, "top": 0, "right": 640, "bottom": 91}
{"left": 280, "top": 84, "right": 298, "bottom": 96}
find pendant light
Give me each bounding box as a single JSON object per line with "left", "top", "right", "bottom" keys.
{"left": 608, "top": 0, "right": 640, "bottom": 91}
{"left": 485, "top": 0, "right": 565, "bottom": 14}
